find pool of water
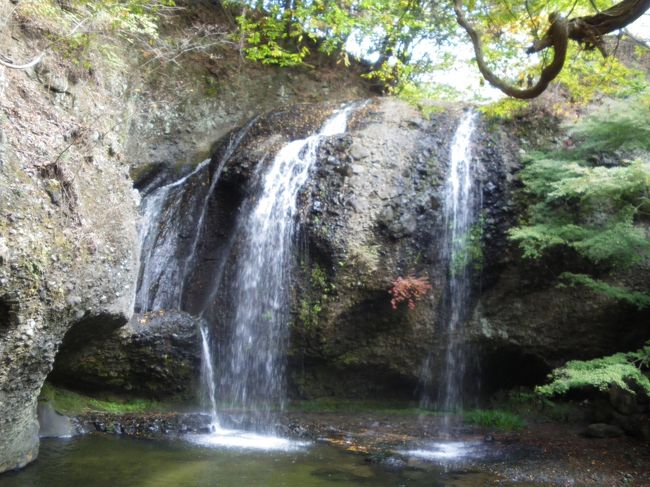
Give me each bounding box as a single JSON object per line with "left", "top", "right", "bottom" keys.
{"left": 0, "top": 434, "right": 512, "bottom": 487}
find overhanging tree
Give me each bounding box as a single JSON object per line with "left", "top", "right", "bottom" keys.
{"left": 454, "top": 0, "right": 650, "bottom": 99}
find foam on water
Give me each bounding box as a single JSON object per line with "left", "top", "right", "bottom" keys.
{"left": 402, "top": 441, "right": 482, "bottom": 461}
{"left": 186, "top": 428, "right": 310, "bottom": 452}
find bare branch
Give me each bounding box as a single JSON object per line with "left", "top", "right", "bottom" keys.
{"left": 0, "top": 16, "right": 89, "bottom": 70}
{"left": 622, "top": 28, "right": 650, "bottom": 48}
{"left": 0, "top": 53, "right": 44, "bottom": 70}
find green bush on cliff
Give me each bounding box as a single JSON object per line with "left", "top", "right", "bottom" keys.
{"left": 509, "top": 94, "right": 650, "bottom": 308}
{"left": 536, "top": 341, "right": 650, "bottom": 397}
{"left": 14, "top": 0, "right": 180, "bottom": 71}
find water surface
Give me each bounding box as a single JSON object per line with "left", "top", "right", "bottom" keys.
{"left": 0, "top": 435, "right": 508, "bottom": 487}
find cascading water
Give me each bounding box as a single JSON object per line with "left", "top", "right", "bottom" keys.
{"left": 136, "top": 158, "right": 211, "bottom": 312}
{"left": 200, "top": 326, "right": 220, "bottom": 429}
{"left": 136, "top": 104, "right": 355, "bottom": 447}
{"left": 438, "top": 111, "right": 478, "bottom": 416}
{"left": 211, "top": 105, "right": 355, "bottom": 433}
{"left": 136, "top": 120, "right": 256, "bottom": 313}
{"left": 419, "top": 111, "right": 478, "bottom": 432}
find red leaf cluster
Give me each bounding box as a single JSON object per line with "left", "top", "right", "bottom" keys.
{"left": 389, "top": 275, "right": 432, "bottom": 310}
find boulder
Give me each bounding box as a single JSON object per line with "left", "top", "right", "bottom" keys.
{"left": 586, "top": 423, "right": 624, "bottom": 438}
{"left": 49, "top": 311, "right": 203, "bottom": 399}
{"left": 0, "top": 116, "right": 138, "bottom": 473}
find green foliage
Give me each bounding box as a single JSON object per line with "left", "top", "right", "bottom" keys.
{"left": 17, "top": 0, "right": 650, "bottom": 96}
{"left": 298, "top": 263, "right": 334, "bottom": 329}
{"left": 569, "top": 95, "right": 650, "bottom": 156}
{"left": 16, "top": 0, "right": 176, "bottom": 69}
{"left": 451, "top": 214, "right": 485, "bottom": 275}
{"left": 510, "top": 94, "right": 650, "bottom": 307}
{"left": 225, "top": 0, "right": 455, "bottom": 87}
{"left": 536, "top": 341, "right": 650, "bottom": 397}
{"left": 452, "top": 1, "right": 649, "bottom": 102}
{"left": 39, "top": 383, "right": 170, "bottom": 415}
{"left": 234, "top": 9, "right": 312, "bottom": 67}
{"left": 560, "top": 273, "right": 650, "bottom": 309}
{"left": 494, "top": 390, "right": 578, "bottom": 422}
{"left": 479, "top": 98, "right": 529, "bottom": 120}
{"left": 555, "top": 45, "right": 648, "bottom": 105}
{"left": 463, "top": 409, "right": 525, "bottom": 431}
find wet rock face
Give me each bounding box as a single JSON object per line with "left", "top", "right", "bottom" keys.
{"left": 0, "top": 146, "right": 138, "bottom": 473}
{"left": 284, "top": 98, "right": 648, "bottom": 399}
{"left": 49, "top": 311, "right": 203, "bottom": 399}
{"left": 286, "top": 99, "right": 517, "bottom": 398}
{"left": 468, "top": 261, "right": 650, "bottom": 390}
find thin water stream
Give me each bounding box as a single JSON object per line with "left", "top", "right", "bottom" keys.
{"left": 438, "top": 111, "right": 478, "bottom": 415}
{"left": 419, "top": 112, "right": 479, "bottom": 460}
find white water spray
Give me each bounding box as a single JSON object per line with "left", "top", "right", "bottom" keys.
{"left": 203, "top": 105, "right": 355, "bottom": 433}
{"left": 439, "top": 111, "right": 478, "bottom": 415}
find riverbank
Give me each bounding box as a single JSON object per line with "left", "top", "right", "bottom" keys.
{"left": 48, "top": 408, "right": 648, "bottom": 486}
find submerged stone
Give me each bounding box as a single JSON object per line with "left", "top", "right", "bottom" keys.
{"left": 586, "top": 423, "right": 624, "bottom": 438}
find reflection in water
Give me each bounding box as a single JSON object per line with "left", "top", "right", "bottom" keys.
{"left": 402, "top": 441, "right": 484, "bottom": 461}
{"left": 186, "top": 428, "right": 308, "bottom": 451}
{"left": 0, "top": 435, "right": 510, "bottom": 487}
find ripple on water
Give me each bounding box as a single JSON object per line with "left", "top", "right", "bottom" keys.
{"left": 185, "top": 428, "right": 310, "bottom": 452}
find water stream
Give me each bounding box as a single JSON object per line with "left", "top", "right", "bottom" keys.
{"left": 419, "top": 111, "right": 478, "bottom": 439}
{"left": 136, "top": 120, "right": 257, "bottom": 313}
{"left": 209, "top": 105, "right": 355, "bottom": 433}
{"left": 136, "top": 104, "right": 356, "bottom": 441}
{"left": 438, "top": 111, "right": 478, "bottom": 415}
{"left": 136, "top": 158, "right": 211, "bottom": 312}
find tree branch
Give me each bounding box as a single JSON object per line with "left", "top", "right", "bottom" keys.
{"left": 0, "top": 53, "right": 44, "bottom": 70}
{"left": 455, "top": 0, "right": 650, "bottom": 99}
{"left": 0, "top": 16, "right": 89, "bottom": 71}
{"left": 454, "top": 1, "right": 569, "bottom": 99}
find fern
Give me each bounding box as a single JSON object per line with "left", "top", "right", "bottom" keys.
{"left": 511, "top": 94, "right": 650, "bottom": 307}
{"left": 536, "top": 342, "right": 650, "bottom": 397}
{"left": 560, "top": 273, "right": 650, "bottom": 309}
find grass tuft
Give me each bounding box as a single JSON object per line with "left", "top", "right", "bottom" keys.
{"left": 463, "top": 409, "right": 525, "bottom": 431}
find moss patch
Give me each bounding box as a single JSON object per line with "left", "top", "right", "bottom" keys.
{"left": 39, "top": 382, "right": 174, "bottom": 415}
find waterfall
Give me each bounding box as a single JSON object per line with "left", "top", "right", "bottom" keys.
{"left": 200, "top": 326, "right": 220, "bottom": 429}
{"left": 136, "top": 104, "right": 355, "bottom": 441}
{"left": 135, "top": 120, "right": 257, "bottom": 313}
{"left": 439, "top": 111, "right": 478, "bottom": 414}
{"left": 209, "top": 105, "right": 355, "bottom": 432}
{"left": 136, "top": 158, "right": 211, "bottom": 312}
{"left": 420, "top": 111, "right": 478, "bottom": 420}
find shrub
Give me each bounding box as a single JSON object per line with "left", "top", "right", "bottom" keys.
{"left": 509, "top": 93, "right": 650, "bottom": 308}
{"left": 389, "top": 275, "right": 432, "bottom": 310}
{"left": 536, "top": 341, "right": 650, "bottom": 397}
